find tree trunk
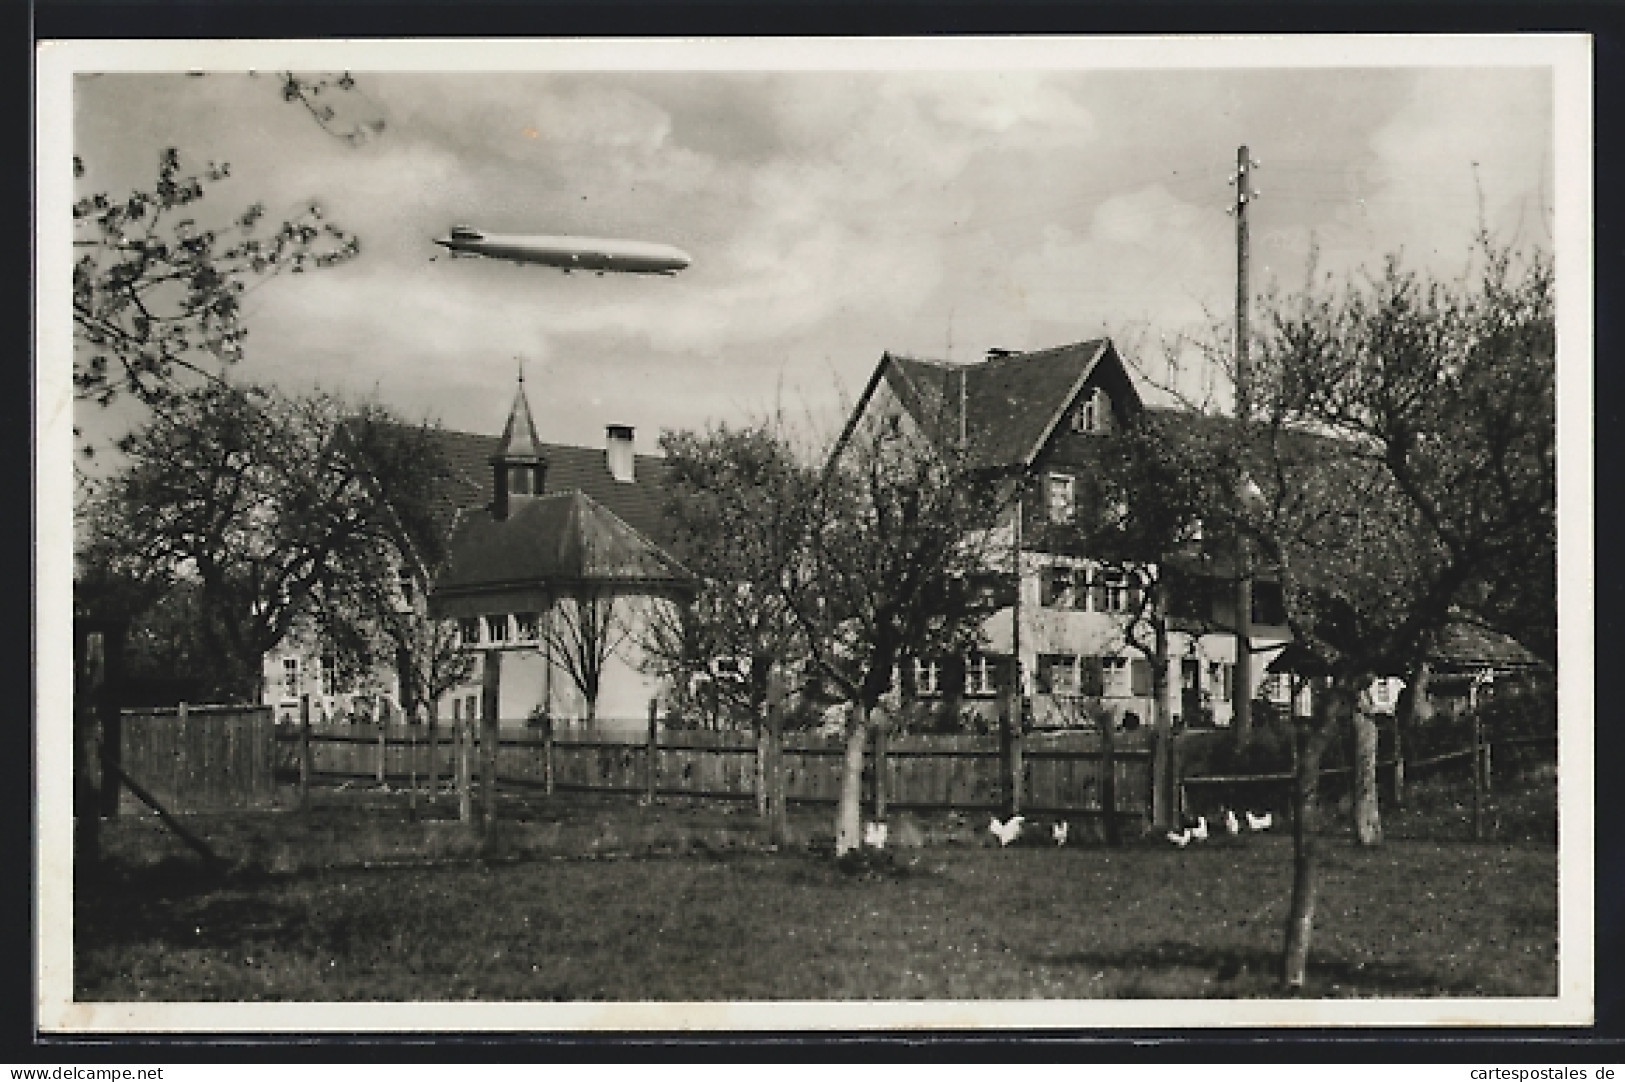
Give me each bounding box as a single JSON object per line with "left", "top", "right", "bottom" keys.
{"left": 874, "top": 712, "right": 889, "bottom": 822}
{"left": 481, "top": 652, "right": 501, "bottom": 834}
{"left": 767, "top": 702, "right": 789, "bottom": 847}
{"left": 1392, "top": 659, "right": 1432, "bottom": 807}
{"left": 1282, "top": 684, "right": 1343, "bottom": 992}
{"left": 1150, "top": 611, "right": 1175, "bottom": 830}
{"left": 754, "top": 719, "right": 770, "bottom": 818}
{"left": 1350, "top": 689, "right": 1382, "bottom": 846}
{"left": 834, "top": 706, "right": 869, "bottom": 857}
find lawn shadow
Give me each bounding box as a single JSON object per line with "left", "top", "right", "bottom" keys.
{"left": 1027, "top": 939, "right": 1483, "bottom": 997}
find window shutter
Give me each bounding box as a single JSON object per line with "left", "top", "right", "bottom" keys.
{"left": 1090, "top": 576, "right": 1108, "bottom": 612}
{"left": 1035, "top": 656, "right": 1053, "bottom": 694}
{"left": 1079, "top": 656, "right": 1104, "bottom": 697}
{"left": 1130, "top": 658, "right": 1152, "bottom": 696}
{"left": 1040, "top": 569, "right": 1056, "bottom": 607}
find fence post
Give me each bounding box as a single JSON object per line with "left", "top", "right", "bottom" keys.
{"left": 1470, "top": 710, "right": 1484, "bottom": 841}
{"left": 299, "top": 694, "right": 312, "bottom": 809}
{"left": 542, "top": 712, "right": 555, "bottom": 797}
{"left": 1099, "top": 708, "right": 1120, "bottom": 847}
{"left": 645, "top": 699, "right": 659, "bottom": 803}
{"left": 376, "top": 715, "right": 386, "bottom": 786}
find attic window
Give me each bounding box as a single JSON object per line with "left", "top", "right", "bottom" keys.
{"left": 1047, "top": 473, "right": 1076, "bottom": 524}
{"left": 1073, "top": 387, "right": 1114, "bottom": 435}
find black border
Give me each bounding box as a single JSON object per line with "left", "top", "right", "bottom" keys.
{"left": 22, "top": 0, "right": 1623, "bottom": 1062}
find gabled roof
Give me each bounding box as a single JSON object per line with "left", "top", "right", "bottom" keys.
{"left": 838, "top": 339, "right": 1140, "bottom": 470}
{"left": 413, "top": 426, "right": 672, "bottom": 544}
{"left": 435, "top": 490, "right": 693, "bottom": 598}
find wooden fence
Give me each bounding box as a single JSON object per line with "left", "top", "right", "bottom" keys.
{"left": 117, "top": 704, "right": 279, "bottom": 814}
{"left": 280, "top": 721, "right": 1155, "bottom": 822}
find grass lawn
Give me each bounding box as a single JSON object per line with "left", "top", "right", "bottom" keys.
{"left": 74, "top": 784, "right": 1557, "bottom": 1002}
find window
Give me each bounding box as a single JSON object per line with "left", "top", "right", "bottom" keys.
{"left": 397, "top": 567, "right": 416, "bottom": 604}
{"left": 1252, "top": 580, "right": 1287, "bottom": 626}
{"left": 1267, "top": 672, "right": 1292, "bottom": 703}
{"left": 508, "top": 465, "right": 532, "bottom": 496}
{"left": 913, "top": 659, "right": 942, "bottom": 697}
{"left": 282, "top": 657, "right": 300, "bottom": 700}
{"left": 1092, "top": 568, "right": 1139, "bottom": 614}
{"left": 465, "top": 694, "right": 478, "bottom": 722}
{"left": 1038, "top": 654, "right": 1078, "bottom": 696}
{"left": 459, "top": 618, "right": 481, "bottom": 647}
{"left": 515, "top": 612, "right": 539, "bottom": 641}
{"left": 1208, "top": 661, "right": 1233, "bottom": 701}
{"left": 1102, "top": 656, "right": 1131, "bottom": 697}
{"left": 485, "top": 614, "right": 510, "bottom": 644}
{"left": 1047, "top": 473, "right": 1076, "bottom": 524}
{"left": 966, "top": 655, "right": 997, "bottom": 697}
{"left": 321, "top": 654, "right": 337, "bottom": 697}
{"left": 1072, "top": 387, "right": 1114, "bottom": 434}
{"left": 1041, "top": 565, "right": 1077, "bottom": 608}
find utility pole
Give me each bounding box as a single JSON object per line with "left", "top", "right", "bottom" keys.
{"left": 1230, "top": 145, "right": 1259, "bottom": 749}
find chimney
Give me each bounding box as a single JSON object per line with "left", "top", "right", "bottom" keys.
{"left": 606, "top": 424, "right": 635, "bottom": 483}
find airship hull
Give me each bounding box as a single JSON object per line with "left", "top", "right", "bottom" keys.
{"left": 434, "top": 232, "right": 691, "bottom": 275}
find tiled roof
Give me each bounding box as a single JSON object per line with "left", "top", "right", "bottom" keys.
{"left": 436, "top": 490, "right": 692, "bottom": 596}
{"left": 869, "top": 339, "right": 1120, "bottom": 469}
{"left": 1431, "top": 621, "right": 1543, "bottom": 670}
{"left": 415, "top": 425, "right": 672, "bottom": 544}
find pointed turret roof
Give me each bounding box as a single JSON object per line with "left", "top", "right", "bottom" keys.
{"left": 494, "top": 375, "right": 545, "bottom": 463}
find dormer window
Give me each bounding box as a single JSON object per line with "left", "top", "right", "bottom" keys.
{"left": 485, "top": 614, "right": 510, "bottom": 644}
{"left": 1072, "top": 387, "right": 1114, "bottom": 435}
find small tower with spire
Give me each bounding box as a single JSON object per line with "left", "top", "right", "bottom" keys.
{"left": 490, "top": 366, "right": 547, "bottom": 521}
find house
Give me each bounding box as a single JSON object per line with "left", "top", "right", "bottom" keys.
{"left": 262, "top": 378, "right": 692, "bottom": 733}
{"left": 834, "top": 338, "right": 1291, "bottom": 732}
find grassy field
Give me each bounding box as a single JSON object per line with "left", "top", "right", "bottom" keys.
{"left": 74, "top": 778, "right": 1558, "bottom": 1002}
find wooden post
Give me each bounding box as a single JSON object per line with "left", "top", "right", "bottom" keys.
{"left": 376, "top": 715, "right": 387, "bottom": 785}
{"left": 456, "top": 705, "right": 472, "bottom": 824}
{"left": 426, "top": 700, "right": 440, "bottom": 805}
{"left": 542, "top": 711, "right": 555, "bottom": 797}
{"left": 298, "top": 694, "right": 312, "bottom": 809}
{"left": 481, "top": 650, "right": 501, "bottom": 832}
{"left": 645, "top": 698, "right": 659, "bottom": 803}
{"left": 1470, "top": 708, "right": 1484, "bottom": 841}
{"left": 1100, "top": 706, "right": 1120, "bottom": 846}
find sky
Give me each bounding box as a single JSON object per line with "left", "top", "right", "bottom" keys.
{"left": 67, "top": 41, "right": 1559, "bottom": 467}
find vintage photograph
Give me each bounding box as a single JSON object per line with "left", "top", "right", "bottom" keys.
{"left": 38, "top": 35, "right": 1591, "bottom": 1031}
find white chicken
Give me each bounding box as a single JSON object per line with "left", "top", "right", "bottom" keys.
{"left": 1246, "top": 810, "right": 1274, "bottom": 831}
{"left": 989, "top": 814, "right": 1026, "bottom": 847}
{"left": 1166, "top": 827, "right": 1192, "bottom": 847}
{"left": 1189, "top": 815, "right": 1209, "bottom": 841}
{"left": 863, "top": 821, "right": 889, "bottom": 849}
{"left": 1052, "top": 820, "right": 1069, "bottom": 847}
{"left": 1223, "top": 809, "right": 1240, "bottom": 836}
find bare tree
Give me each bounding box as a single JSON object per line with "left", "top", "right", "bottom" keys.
{"left": 788, "top": 408, "right": 1014, "bottom": 856}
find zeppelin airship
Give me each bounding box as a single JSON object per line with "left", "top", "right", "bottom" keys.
{"left": 433, "top": 225, "right": 692, "bottom": 276}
